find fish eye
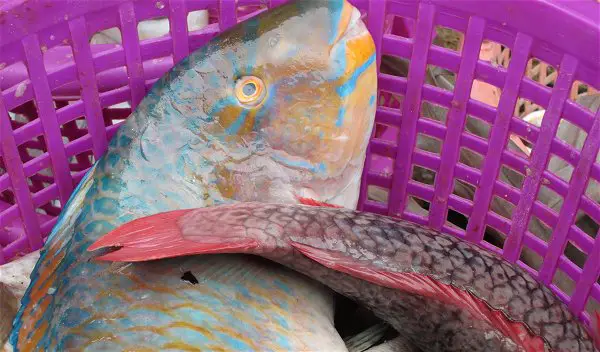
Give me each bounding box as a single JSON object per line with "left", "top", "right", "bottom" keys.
{"left": 235, "top": 76, "right": 266, "bottom": 106}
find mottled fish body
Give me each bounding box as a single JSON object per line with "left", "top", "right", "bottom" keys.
{"left": 91, "top": 202, "right": 598, "bottom": 352}
{"left": 11, "top": 0, "right": 377, "bottom": 350}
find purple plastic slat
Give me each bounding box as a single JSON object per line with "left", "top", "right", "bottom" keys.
{"left": 428, "top": 16, "right": 485, "bottom": 230}
{"left": 387, "top": 2, "right": 435, "bottom": 217}
{"left": 465, "top": 33, "right": 533, "bottom": 243}
{"left": 539, "top": 108, "right": 600, "bottom": 284}
{"left": 367, "top": 0, "right": 386, "bottom": 72}
{"left": 570, "top": 227, "right": 600, "bottom": 316}
{"left": 0, "top": 95, "right": 43, "bottom": 251}
{"left": 22, "top": 35, "right": 74, "bottom": 206}
{"left": 503, "top": 54, "right": 578, "bottom": 262}
{"left": 219, "top": 0, "right": 237, "bottom": 30}
{"left": 169, "top": 0, "right": 190, "bottom": 64}
{"left": 119, "top": 2, "right": 146, "bottom": 109}
{"left": 69, "top": 17, "right": 109, "bottom": 160}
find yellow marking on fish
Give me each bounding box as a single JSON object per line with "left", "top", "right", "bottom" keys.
{"left": 124, "top": 273, "right": 183, "bottom": 297}
{"left": 162, "top": 342, "right": 204, "bottom": 351}
{"left": 18, "top": 243, "right": 67, "bottom": 348}
{"left": 21, "top": 319, "right": 48, "bottom": 351}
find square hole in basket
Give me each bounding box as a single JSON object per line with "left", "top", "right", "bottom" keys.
{"left": 427, "top": 64, "right": 455, "bottom": 91}
{"left": 525, "top": 58, "right": 558, "bottom": 89}
{"left": 552, "top": 269, "right": 576, "bottom": 297}
{"left": 585, "top": 296, "right": 600, "bottom": 318}
{"left": 458, "top": 146, "right": 484, "bottom": 171}
{"left": 446, "top": 207, "right": 469, "bottom": 231}
{"left": 519, "top": 245, "right": 543, "bottom": 272}
{"left": 379, "top": 90, "right": 404, "bottom": 110}
{"left": 507, "top": 133, "right": 534, "bottom": 159}
{"left": 421, "top": 100, "right": 447, "bottom": 125}
{"left": 470, "top": 79, "right": 502, "bottom": 108}
{"left": 575, "top": 210, "right": 599, "bottom": 239}
{"left": 564, "top": 240, "right": 587, "bottom": 270}
{"left": 514, "top": 95, "right": 545, "bottom": 120}
{"left": 433, "top": 26, "right": 463, "bottom": 53}
{"left": 388, "top": 15, "right": 415, "bottom": 39}
{"left": 16, "top": 134, "right": 47, "bottom": 165}
{"left": 528, "top": 215, "right": 553, "bottom": 244}
{"left": 483, "top": 225, "right": 506, "bottom": 250}
{"left": 586, "top": 178, "right": 599, "bottom": 201}
{"left": 536, "top": 184, "right": 564, "bottom": 213}
{"left": 486, "top": 41, "right": 511, "bottom": 70}
{"left": 453, "top": 178, "right": 476, "bottom": 203}
{"left": 381, "top": 54, "right": 410, "bottom": 78}
{"left": 412, "top": 165, "right": 436, "bottom": 186}
{"left": 137, "top": 17, "right": 170, "bottom": 41}
{"left": 36, "top": 197, "right": 62, "bottom": 217}
{"left": 187, "top": 9, "right": 211, "bottom": 32}
{"left": 546, "top": 154, "right": 574, "bottom": 183}
{"left": 570, "top": 80, "right": 596, "bottom": 112}
{"left": 417, "top": 134, "right": 442, "bottom": 155}
{"left": 367, "top": 185, "right": 389, "bottom": 205}
{"left": 90, "top": 26, "right": 123, "bottom": 45}
{"left": 491, "top": 194, "right": 515, "bottom": 221}
{"left": 498, "top": 164, "right": 525, "bottom": 190}
{"left": 405, "top": 195, "right": 431, "bottom": 214}
{"left": 556, "top": 118, "right": 587, "bottom": 152}
{"left": 464, "top": 115, "right": 491, "bottom": 140}
{"left": 27, "top": 166, "right": 55, "bottom": 194}
{"left": 0, "top": 188, "right": 16, "bottom": 205}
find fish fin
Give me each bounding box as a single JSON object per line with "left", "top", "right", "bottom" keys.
{"left": 89, "top": 209, "right": 258, "bottom": 262}
{"left": 296, "top": 197, "right": 344, "bottom": 208}
{"left": 11, "top": 164, "right": 98, "bottom": 350}
{"left": 290, "top": 242, "right": 545, "bottom": 352}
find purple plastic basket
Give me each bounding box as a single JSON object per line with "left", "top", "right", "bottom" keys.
{"left": 0, "top": 0, "right": 599, "bottom": 329}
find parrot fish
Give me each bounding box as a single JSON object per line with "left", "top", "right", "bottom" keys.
{"left": 89, "top": 201, "right": 598, "bottom": 352}
{"left": 10, "top": 0, "right": 377, "bottom": 350}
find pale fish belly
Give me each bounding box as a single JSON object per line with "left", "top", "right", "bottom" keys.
{"left": 53, "top": 254, "right": 346, "bottom": 351}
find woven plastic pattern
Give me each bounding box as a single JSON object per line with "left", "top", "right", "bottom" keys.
{"left": 0, "top": 0, "right": 599, "bottom": 326}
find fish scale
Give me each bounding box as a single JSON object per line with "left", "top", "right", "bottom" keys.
{"left": 90, "top": 202, "right": 597, "bottom": 351}
{"left": 11, "top": 1, "right": 378, "bottom": 350}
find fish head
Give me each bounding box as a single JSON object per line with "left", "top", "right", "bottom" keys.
{"left": 165, "top": 0, "right": 377, "bottom": 206}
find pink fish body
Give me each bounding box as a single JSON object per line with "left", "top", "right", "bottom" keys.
{"left": 90, "top": 202, "right": 598, "bottom": 352}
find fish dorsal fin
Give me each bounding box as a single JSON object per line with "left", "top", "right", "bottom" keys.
{"left": 289, "top": 241, "right": 545, "bottom": 352}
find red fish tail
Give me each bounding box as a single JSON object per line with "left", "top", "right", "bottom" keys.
{"left": 88, "top": 209, "right": 257, "bottom": 262}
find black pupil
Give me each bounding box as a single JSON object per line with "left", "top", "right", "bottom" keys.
{"left": 243, "top": 82, "right": 257, "bottom": 96}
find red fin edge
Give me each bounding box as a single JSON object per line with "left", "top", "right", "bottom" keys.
{"left": 296, "top": 196, "right": 343, "bottom": 208}
{"left": 88, "top": 209, "right": 258, "bottom": 262}
{"left": 290, "top": 242, "right": 545, "bottom": 352}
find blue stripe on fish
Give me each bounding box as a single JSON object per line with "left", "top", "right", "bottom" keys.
{"left": 271, "top": 154, "right": 326, "bottom": 173}
{"left": 225, "top": 109, "right": 250, "bottom": 135}
{"left": 369, "top": 94, "right": 376, "bottom": 106}
{"left": 327, "top": 0, "right": 345, "bottom": 45}
{"left": 336, "top": 106, "right": 346, "bottom": 127}
{"left": 337, "top": 53, "right": 376, "bottom": 97}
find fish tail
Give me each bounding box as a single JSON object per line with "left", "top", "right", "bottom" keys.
{"left": 88, "top": 209, "right": 258, "bottom": 262}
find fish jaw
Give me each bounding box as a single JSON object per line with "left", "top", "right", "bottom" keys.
{"left": 90, "top": 202, "right": 596, "bottom": 351}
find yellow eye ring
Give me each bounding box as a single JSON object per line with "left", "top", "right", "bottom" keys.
{"left": 235, "top": 76, "right": 266, "bottom": 106}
